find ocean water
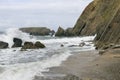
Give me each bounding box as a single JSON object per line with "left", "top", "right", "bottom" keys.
{"left": 0, "top": 28, "right": 95, "bottom": 80}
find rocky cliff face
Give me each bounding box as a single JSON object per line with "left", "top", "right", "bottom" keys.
{"left": 95, "top": 6, "right": 120, "bottom": 49}
{"left": 72, "top": 0, "right": 120, "bottom": 49}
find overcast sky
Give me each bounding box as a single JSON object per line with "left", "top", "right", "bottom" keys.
{"left": 0, "top": 0, "right": 93, "bottom": 31}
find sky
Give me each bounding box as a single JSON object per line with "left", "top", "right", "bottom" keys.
{"left": 0, "top": 0, "right": 93, "bottom": 31}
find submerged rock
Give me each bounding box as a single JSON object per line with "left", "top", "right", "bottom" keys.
{"left": 0, "top": 41, "right": 8, "bottom": 49}
{"left": 61, "top": 44, "right": 64, "bottom": 47}
{"left": 12, "top": 38, "right": 22, "bottom": 48}
{"left": 79, "top": 42, "right": 85, "bottom": 47}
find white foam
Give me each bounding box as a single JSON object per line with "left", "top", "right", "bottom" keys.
{"left": 40, "top": 36, "right": 95, "bottom": 48}
{"left": 0, "top": 50, "right": 71, "bottom": 80}
{"left": 0, "top": 28, "right": 36, "bottom": 47}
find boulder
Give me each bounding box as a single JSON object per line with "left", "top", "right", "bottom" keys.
{"left": 0, "top": 41, "right": 8, "bottom": 49}
{"left": 21, "top": 42, "right": 34, "bottom": 49}
{"left": 79, "top": 42, "right": 85, "bottom": 47}
{"left": 20, "top": 27, "right": 52, "bottom": 36}
{"left": 21, "top": 41, "right": 45, "bottom": 50}
{"left": 34, "top": 41, "right": 45, "bottom": 48}
{"left": 61, "top": 44, "right": 64, "bottom": 47}
{"left": 55, "top": 27, "right": 65, "bottom": 36}
{"left": 12, "top": 38, "right": 22, "bottom": 48}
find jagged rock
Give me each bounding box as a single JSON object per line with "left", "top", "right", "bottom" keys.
{"left": 20, "top": 27, "right": 52, "bottom": 36}
{"left": 34, "top": 41, "right": 45, "bottom": 48}
{"left": 12, "top": 38, "right": 22, "bottom": 48}
{"left": 0, "top": 41, "right": 8, "bottom": 49}
{"left": 55, "top": 27, "right": 65, "bottom": 37}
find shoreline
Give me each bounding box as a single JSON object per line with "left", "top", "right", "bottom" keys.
{"left": 33, "top": 49, "right": 120, "bottom": 80}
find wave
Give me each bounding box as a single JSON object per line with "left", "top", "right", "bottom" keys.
{"left": 0, "top": 28, "right": 96, "bottom": 80}
{"left": 0, "top": 28, "right": 36, "bottom": 47}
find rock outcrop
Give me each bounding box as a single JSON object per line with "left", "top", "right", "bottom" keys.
{"left": 12, "top": 38, "right": 22, "bottom": 48}
{"left": 21, "top": 41, "right": 45, "bottom": 50}
{"left": 0, "top": 41, "right": 8, "bottom": 49}
{"left": 55, "top": 27, "right": 74, "bottom": 37}
{"left": 55, "top": 27, "right": 65, "bottom": 37}
{"left": 20, "top": 27, "right": 54, "bottom": 36}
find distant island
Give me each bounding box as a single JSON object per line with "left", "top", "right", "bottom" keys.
{"left": 20, "top": 27, "right": 55, "bottom": 36}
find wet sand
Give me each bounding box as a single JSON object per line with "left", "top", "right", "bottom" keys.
{"left": 34, "top": 49, "right": 120, "bottom": 80}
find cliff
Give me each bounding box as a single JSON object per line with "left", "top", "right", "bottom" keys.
{"left": 72, "top": 0, "right": 120, "bottom": 49}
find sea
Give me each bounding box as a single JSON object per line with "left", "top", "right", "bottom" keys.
{"left": 0, "top": 28, "right": 95, "bottom": 80}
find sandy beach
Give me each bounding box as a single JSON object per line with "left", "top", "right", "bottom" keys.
{"left": 33, "top": 49, "right": 120, "bottom": 80}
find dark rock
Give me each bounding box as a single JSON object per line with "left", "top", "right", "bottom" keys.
{"left": 34, "top": 41, "right": 45, "bottom": 48}
{"left": 65, "top": 28, "right": 74, "bottom": 37}
{"left": 12, "top": 38, "right": 22, "bottom": 48}
{"left": 79, "top": 42, "right": 85, "bottom": 47}
{"left": 99, "top": 50, "right": 106, "bottom": 55}
{"left": 21, "top": 41, "right": 45, "bottom": 50}
{"left": 112, "top": 45, "right": 120, "bottom": 49}
{"left": 61, "top": 44, "right": 64, "bottom": 47}
{"left": 0, "top": 41, "right": 8, "bottom": 49}
{"left": 20, "top": 27, "right": 52, "bottom": 36}
{"left": 68, "top": 45, "right": 77, "bottom": 47}
{"left": 22, "top": 42, "right": 34, "bottom": 49}
{"left": 55, "top": 27, "right": 65, "bottom": 37}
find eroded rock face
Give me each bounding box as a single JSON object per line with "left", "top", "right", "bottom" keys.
{"left": 12, "top": 38, "right": 22, "bottom": 48}
{"left": 0, "top": 41, "right": 8, "bottom": 49}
